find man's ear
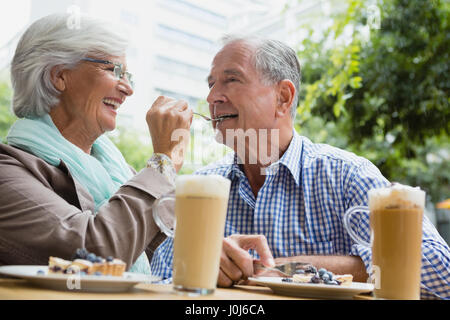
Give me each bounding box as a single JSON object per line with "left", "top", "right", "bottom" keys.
{"left": 275, "top": 79, "right": 295, "bottom": 118}
{"left": 50, "top": 66, "right": 66, "bottom": 92}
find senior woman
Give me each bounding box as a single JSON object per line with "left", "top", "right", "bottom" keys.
{"left": 0, "top": 13, "right": 192, "bottom": 274}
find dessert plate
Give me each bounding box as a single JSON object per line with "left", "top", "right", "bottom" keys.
{"left": 0, "top": 265, "right": 161, "bottom": 293}
{"left": 248, "top": 276, "right": 374, "bottom": 299}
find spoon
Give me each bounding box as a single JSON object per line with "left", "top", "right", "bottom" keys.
{"left": 193, "top": 112, "right": 214, "bottom": 122}
{"left": 193, "top": 112, "right": 238, "bottom": 122}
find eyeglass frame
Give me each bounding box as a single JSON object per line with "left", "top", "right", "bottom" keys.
{"left": 81, "top": 57, "right": 134, "bottom": 89}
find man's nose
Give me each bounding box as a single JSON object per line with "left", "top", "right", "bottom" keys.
{"left": 206, "top": 84, "right": 226, "bottom": 105}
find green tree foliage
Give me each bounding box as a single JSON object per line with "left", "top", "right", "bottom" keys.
{"left": 107, "top": 127, "right": 153, "bottom": 172}
{"left": 0, "top": 82, "right": 16, "bottom": 142}
{"left": 296, "top": 0, "right": 449, "bottom": 203}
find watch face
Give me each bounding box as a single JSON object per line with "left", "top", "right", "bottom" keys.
{"left": 147, "top": 154, "right": 176, "bottom": 182}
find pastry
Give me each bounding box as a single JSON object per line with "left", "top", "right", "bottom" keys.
{"left": 285, "top": 267, "right": 353, "bottom": 286}
{"left": 46, "top": 248, "right": 127, "bottom": 276}
{"left": 48, "top": 256, "right": 72, "bottom": 274}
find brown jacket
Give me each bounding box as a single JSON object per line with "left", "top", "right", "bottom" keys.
{"left": 0, "top": 143, "right": 174, "bottom": 269}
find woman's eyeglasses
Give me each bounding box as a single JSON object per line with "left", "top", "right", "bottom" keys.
{"left": 81, "top": 57, "right": 134, "bottom": 89}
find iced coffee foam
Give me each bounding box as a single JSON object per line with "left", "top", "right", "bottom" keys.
{"left": 176, "top": 175, "right": 231, "bottom": 198}
{"left": 369, "top": 183, "right": 425, "bottom": 211}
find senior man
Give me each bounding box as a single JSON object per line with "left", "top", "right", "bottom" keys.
{"left": 151, "top": 36, "right": 449, "bottom": 299}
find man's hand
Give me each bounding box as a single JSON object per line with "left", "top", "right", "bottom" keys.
{"left": 218, "top": 234, "right": 275, "bottom": 287}
{"left": 146, "top": 96, "right": 193, "bottom": 172}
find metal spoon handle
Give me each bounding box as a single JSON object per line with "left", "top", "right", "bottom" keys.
{"left": 193, "top": 112, "right": 212, "bottom": 121}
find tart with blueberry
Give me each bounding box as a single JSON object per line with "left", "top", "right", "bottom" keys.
{"left": 48, "top": 256, "right": 72, "bottom": 274}
{"left": 47, "top": 248, "right": 126, "bottom": 276}
{"left": 287, "top": 267, "right": 353, "bottom": 286}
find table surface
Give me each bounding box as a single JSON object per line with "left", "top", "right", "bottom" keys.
{"left": 0, "top": 278, "right": 372, "bottom": 300}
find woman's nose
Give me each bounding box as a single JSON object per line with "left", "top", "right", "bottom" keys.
{"left": 118, "top": 81, "right": 134, "bottom": 97}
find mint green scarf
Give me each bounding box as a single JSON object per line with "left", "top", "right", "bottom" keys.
{"left": 7, "top": 114, "right": 150, "bottom": 275}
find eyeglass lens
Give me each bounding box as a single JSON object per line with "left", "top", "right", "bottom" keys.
{"left": 114, "top": 66, "right": 134, "bottom": 88}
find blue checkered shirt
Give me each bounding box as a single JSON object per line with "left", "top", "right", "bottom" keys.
{"left": 150, "top": 131, "right": 450, "bottom": 299}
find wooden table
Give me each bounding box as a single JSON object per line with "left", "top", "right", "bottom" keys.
{"left": 0, "top": 278, "right": 372, "bottom": 300}
{"left": 0, "top": 278, "right": 374, "bottom": 318}
{"left": 0, "top": 278, "right": 302, "bottom": 300}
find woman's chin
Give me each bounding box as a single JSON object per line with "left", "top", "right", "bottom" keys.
{"left": 99, "top": 111, "right": 118, "bottom": 132}
{"left": 99, "top": 118, "right": 117, "bottom": 134}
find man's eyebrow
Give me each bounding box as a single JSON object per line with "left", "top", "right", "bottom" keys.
{"left": 224, "top": 69, "right": 244, "bottom": 77}
{"left": 206, "top": 69, "right": 244, "bottom": 84}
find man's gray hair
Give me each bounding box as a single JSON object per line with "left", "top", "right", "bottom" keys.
{"left": 222, "top": 35, "right": 301, "bottom": 120}
{"left": 11, "top": 13, "right": 129, "bottom": 118}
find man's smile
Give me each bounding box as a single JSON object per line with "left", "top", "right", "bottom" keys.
{"left": 213, "top": 114, "right": 238, "bottom": 122}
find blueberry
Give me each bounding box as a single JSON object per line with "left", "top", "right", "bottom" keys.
{"left": 327, "top": 271, "right": 334, "bottom": 280}
{"left": 318, "top": 268, "right": 327, "bottom": 277}
{"left": 294, "top": 269, "right": 305, "bottom": 275}
{"left": 36, "top": 270, "right": 45, "bottom": 275}
{"left": 87, "top": 253, "right": 97, "bottom": 263}
{"left": 281, "top": 278, "right": 293, "bottom": 283}
{"left": 95, "top": 256, "right": 103, "bottom": 263}
{"left": 321, "top": 273, "right": 331, "bottom": 282}
{"left": 73, "top": 248, "right": 89, "bottom": 260}
{"left": 106, "top": 256, "right": 113, "bottom": 262}
{"left": 94, "top": 271, "right": 102, "bottom": 276}
{"left": 310, "top": 275, "right": 321, "bottom": 283}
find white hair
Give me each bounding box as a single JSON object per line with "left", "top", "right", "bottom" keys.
{"left": 221, "top": 35, "right": 301, "bottom": 120}
{"left": 11, "top": 13, "right": 129, "bottom": 118}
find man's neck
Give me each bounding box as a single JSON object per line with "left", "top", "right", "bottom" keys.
{"left": 240, "top": 129, "right": 293, "bottom": 197}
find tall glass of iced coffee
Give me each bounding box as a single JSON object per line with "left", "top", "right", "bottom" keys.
{"left": 153, "top": 174, "right": 231, "bottom": 295}
{"left": 343, "top": 183, "right": 425, "bottom": 299}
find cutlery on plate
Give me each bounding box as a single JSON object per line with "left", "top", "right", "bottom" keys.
{"left": 253, "top": 261, "right": 313, "bottom": 277}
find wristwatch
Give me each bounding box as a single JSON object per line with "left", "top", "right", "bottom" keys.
{"left": 147, "top": 153, "right": 176, "bottom": 183}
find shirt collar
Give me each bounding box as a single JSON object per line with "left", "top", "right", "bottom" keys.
{"left": 229, "top": 153, "right": 245, "bottom": 181}
{"left": 228, "top": 130, "right": 303, "bottom": 186}
{"left": 275, "top": 130, "right": 302, "bottom": 186}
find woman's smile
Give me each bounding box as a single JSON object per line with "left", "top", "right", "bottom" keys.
{"left": 102, "top": 97, "right": 123, "bottom": 115}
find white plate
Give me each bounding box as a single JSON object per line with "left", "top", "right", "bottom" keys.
{"left": 248, "top": 277, "right": 374, "bottom": 299}
{"left": 0, "top": 265, "right": 161, "bottom": 293}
